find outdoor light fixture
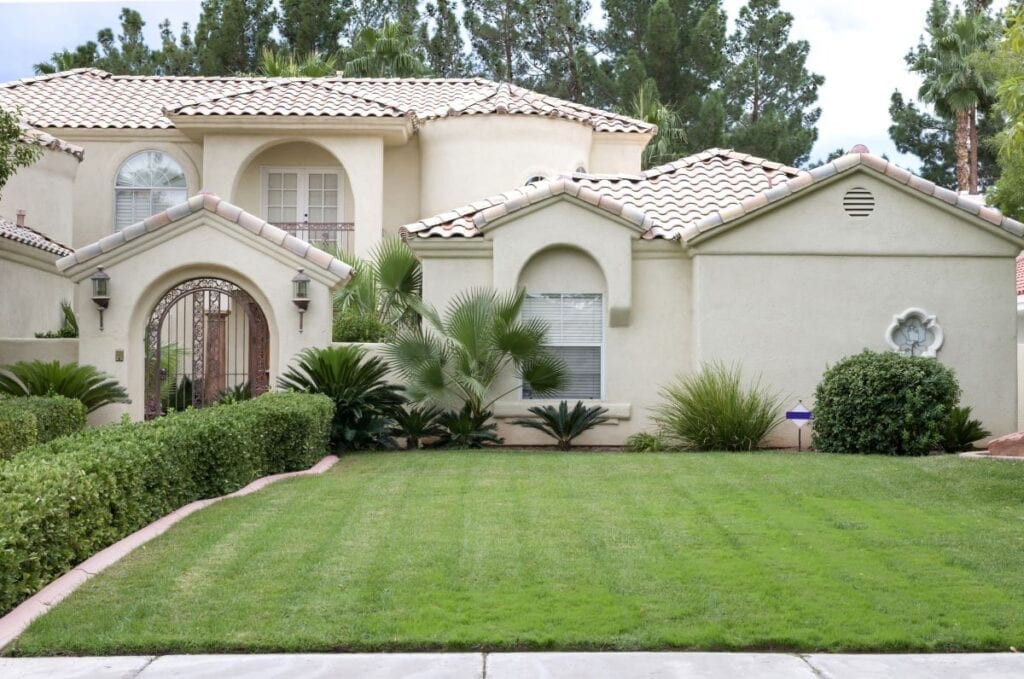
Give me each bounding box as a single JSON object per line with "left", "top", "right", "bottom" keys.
{"left": 292, "top": 268, "right": 311, "bottom": 333}
{"left": 90, "top": 266, "right": 111, "bottom": 331}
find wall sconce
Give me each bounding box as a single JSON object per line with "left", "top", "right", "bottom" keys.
{"left": 90, "top": 266, "right": 110, "bottom": 331}
{"left": 292, "top": 268, "right": 311, "bottom": 333}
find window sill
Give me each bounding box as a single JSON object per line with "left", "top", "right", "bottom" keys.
{"left": 493, "top": 401, "right": 631, "bottom": 421}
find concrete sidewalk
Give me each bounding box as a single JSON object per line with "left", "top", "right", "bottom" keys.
{"left": 2, "top": 652, "right": 1023, "bottom": 678}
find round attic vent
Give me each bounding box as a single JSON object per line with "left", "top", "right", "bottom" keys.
{"left": 843, "top": 187, "right": 875, "bottom": 217}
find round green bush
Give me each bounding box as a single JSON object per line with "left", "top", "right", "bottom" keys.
{"left": 812, "top": 350, "right": 959, "bottom": 456}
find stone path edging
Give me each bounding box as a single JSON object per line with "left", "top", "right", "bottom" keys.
{"left": 0, "top": 455, "right": 340, "bottom": 652}
{"left": 959, "top": 451, "right": 1024, "bottom": 460}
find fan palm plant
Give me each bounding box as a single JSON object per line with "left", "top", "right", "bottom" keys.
{"left": 331, "top": 238, "right": 422, "bottom": 341}
{"left": 385, "top": 287, "right": 566, "bottom": 420}
{"left": 0, "top": 360, "right": 129, "bottom": 413}
{"left": 259, "top": 48, "right": 339, "bottom": 77}
{"left": 625, "top": 79, "right": 687, "bottom": 168}
{"left": 278, "top": 345, "right": 404, "bottom": 451}
{"left": 512, "top": 400, "right": 611, "bottom": 450}
{"left": 343, "top": 22, "right": 428, "bottom": 77}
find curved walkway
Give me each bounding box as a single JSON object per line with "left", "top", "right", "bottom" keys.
{"left": 0, "top": 456, "right": 340, "bottom": 651}
{"left": 2, "top": 652, "right": 1024, "bottom": 678}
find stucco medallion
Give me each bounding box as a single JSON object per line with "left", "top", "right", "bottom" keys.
{"left": 885, "top": 308, "right": 943, "bottom": 357}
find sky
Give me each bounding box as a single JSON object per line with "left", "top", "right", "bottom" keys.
{"left": 0, "top": 0, "right": 1008, "bottom": 170}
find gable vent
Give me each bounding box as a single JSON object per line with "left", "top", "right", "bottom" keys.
{"left": 843, "top": 187, "right": 875, "bottom": 217}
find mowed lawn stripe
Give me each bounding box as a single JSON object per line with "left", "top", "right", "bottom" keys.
{"left": 8, "top": 451, "right": 1024, "bottom": 655}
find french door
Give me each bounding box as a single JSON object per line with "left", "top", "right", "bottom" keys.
{"left": 262, "top": 167, "right": 344, "bottom": 248}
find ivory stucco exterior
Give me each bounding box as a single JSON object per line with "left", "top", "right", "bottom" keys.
{"left": 412, "top": 169, "right": 1022, "bottom": 447}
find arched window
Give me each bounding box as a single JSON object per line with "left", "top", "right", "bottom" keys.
{"left": 114, "top": 151, "right": 187, "bottom": 231}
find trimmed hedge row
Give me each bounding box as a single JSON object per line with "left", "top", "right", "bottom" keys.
{"left": 0, "top": 392, "right": 333, "bottom": 615}
{"left": 0, "top": 396, "right": 87, "bottom": 460}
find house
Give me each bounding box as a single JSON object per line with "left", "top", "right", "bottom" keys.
{"left": 0, "top": 68, "right": 1020, "bottom": 445}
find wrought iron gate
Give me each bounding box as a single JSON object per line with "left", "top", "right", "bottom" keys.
{"left": 144, "top": 278, "right": 269, "bottom": 419}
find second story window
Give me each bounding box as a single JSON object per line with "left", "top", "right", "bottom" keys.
{"left": 262, "top": 167, "right": 348, "bottom": 250}
{"left": 115, "top": 151, "right": 187, "bottom": 231}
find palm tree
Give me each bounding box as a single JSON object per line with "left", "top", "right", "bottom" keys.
{"left": 915, "top": 10, "right": 996, "bottom": 193}
{"left": 385, "top": 288, "right": 566, "bottom": 419}
{"left": 331, "top": 238, "right": 422, "bottom": 340}
{"left": 343, "top": 22, "right": 428, "bottom": 78}
{"left": 625, "top": 79, "right": 686, "bottom": 168}
{"left": 259, "top": 48, "right": 339, "bottom": 77}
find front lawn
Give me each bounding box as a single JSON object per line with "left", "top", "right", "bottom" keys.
{"left": 9, "top": 451, "right": 1024, "bottom": 655}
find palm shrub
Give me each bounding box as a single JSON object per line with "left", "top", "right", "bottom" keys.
{"left": 390, "top": 404, "right": 446, "bottom": 449}
{"left": 331, "top": 238, "right": 421, "bottom": 342}
{"left": 434, "top": 404, "right": 502, "bottom": 448}
{"left": 941, "top": 405, "right": 991, "bottom": 453}
{"left": 512, "top": 400, "right": 610, "bottom": 450}
{"left": 653, "top": 362, "right": 784, "bottom": 451}
{"left": 386, "top": 287, "right": 566, "bottom": 422}
{"left": 0, "top": 360, "right": 129, "bottom": 413}
{"left": 278, "top": 345, "right": 404, "bottom": 451}
{"left": 812, "top": 350, "right": 960, "bottom": 456}
{"left": 625, "top": 432, "right": 671, "bottom": 452}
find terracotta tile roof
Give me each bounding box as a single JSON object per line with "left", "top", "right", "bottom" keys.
{"left": 401, "top": 149, "right": 801, "bottom": 239}
{"left": 56, "top": 193, "right": 352, "bottom": 280}
{"left": 0, "top": 216, "right": 73, "bottom": 257}
{"left": 0, "top": 69, "right": 652, "bottom": 134}
{"left": 402, "top": 148, "right": 1024, "bottom": 245}
{"left": 1017, "top": 256, "right": 1024, "bottom": 295}
{"left": 17, "top": 120, "right": 84, "bottom": 160}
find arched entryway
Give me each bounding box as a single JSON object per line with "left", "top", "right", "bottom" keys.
{"left": 144, "top": 277, "right": 270, "bottom": 419}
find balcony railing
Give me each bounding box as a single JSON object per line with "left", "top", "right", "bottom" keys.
{"left": 274, "top": 222, "right": 354, "bottom": 254}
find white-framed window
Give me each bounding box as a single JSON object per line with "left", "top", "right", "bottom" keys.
{"left": 114, "top": 151, "right": 188, "bottom": 231}
{"left": 522, "top": 292, "right": 603, "bottom": 400}
{"left": 261, "top": 167, "right": 342, "bottom": 225}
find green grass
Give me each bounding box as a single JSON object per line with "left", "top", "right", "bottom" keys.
{"left": 9, "top": 451, "right": 1024, "bottom": 655}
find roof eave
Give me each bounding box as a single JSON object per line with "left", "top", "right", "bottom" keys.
{"left": 164, "top": 114, "right": 415, "bottom": 144}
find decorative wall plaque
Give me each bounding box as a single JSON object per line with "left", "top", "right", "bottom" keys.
{"left": 885, "top": 308, "right": 943, "bottom": 357}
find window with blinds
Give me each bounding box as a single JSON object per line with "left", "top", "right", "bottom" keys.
{"left": 522, "top": 293, "right": 603, "bottom": 400}
{"left": 114, "top": 151, "right": 187, "bottom": 231}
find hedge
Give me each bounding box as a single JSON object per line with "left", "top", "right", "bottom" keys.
{"left": 0, "top": 392, "right": 333, "bottom": 615}
{"left": 0, "top": 396, "right": 86, "bottom": 460}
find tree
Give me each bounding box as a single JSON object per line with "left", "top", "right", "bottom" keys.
{"left": 721, "top": 0, "right": 823, "bottom": 166}
{"left": 259, "top": 48, "right": 339, "bottom": 77}
{"left": 991, "top": 5, "right": 1024, "bottom": 217}
{"left": 343, "top": 22, "right": 428, "bottom": 77}
{"left": 278, "top": 0, "right": 350, "bottom": 55}
{"left": 385, "top": 288, "right": 566, "bottom": 419}
{"left": 33, "top": 44, "right": 99, "bottom": 75}
{"left": 347, "top": 0, "right": 420, "bottom": 36}
{"left": 910, "top": 1, "right": 997, "bottom": 193}
{"left": 33, "top": 9, "right": 154, "bottom": 75}
{"left": 463, "top": 0, "right": 531, "bottom": 84}
{"left": 524, "top": 0, "right": 603, "bottom": 102}
{"left": 0, "top": 109, "right": 42, "bottom": 200}
{"left": 154, "top": 20, "right": 199, "bottom": 75}
{"left": 626, "top": 79, "right": 687, "bottom": 168}
{"left": 418, "top": 0, "right": 471, "bottom": 78}
{"left": 195, "top": 0, "right": 278, "bottom": 75}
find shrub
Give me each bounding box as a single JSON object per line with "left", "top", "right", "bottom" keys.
{"left": 0, "top": 396, "right": 86, "bottom": 460}
{"left": 34, "top": 300, "right": 78, "bottom": 339}
{"left": 812, "top": 350, "right": 960, "bottom": 456}
{"left": 435, "top": 404, "right": 502, "bottom": 448}
{"left": 278, "top": 345, "right": 404, "bottom": 451}
{"left": 332, "top": 307, "right": 393, "bottom": 342}
{"left": 652, "top": 362, "right": 784, "bottom": 451}
{"left": 941, "top": 405, "right": 991, "bottom": 453}
{"left": 390, "top": 404, "right": 445, "bottom": 449}
{"left": 625, "top": 432, "right": 670, "bottom": 452}
{"left": 0, "top": 406, "right": 36, "bottom": 460}
{"left": 0, "top": 361, "right": 129, "bottom": 413}
{"left": 0, "top": 392, "right": 332, "bottom": 615}
{"left": 512, "top": 400, "right": 610, "bottom": 450}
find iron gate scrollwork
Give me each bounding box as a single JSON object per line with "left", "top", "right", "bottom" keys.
{"left": 144, "top": 278, "right": 270, "bottom": 419}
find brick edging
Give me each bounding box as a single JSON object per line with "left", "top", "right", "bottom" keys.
{"left": 0, "top": 455, "right": 340, "bottom": 651}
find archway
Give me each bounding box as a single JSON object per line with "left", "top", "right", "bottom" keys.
{"left": 144, "top": 277, "right": 270, "bottom": 419}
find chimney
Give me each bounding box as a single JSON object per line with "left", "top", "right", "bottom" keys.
{"left": 15, "top": 209, "right": 25, "bottom": 227}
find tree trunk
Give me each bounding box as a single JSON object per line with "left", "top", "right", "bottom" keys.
{"left": 955, "top": 109, "right": 970, "bottom": 193}
{"left": 969, "top": 106, "right": 979, "bottom": 195}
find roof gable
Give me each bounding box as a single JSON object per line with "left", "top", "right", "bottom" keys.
{"left": 56, "top": 193, "right": 352, "bottom": 283}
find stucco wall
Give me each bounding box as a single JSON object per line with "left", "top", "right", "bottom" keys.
{"left": 382, "top": 138, "right": 421, "bottom": 238}
{"left": 0, "top": 338, "right": 78, "bottom": 365}
{"left": 0, "top": 249, "right": 74, "bottom": 338}
{"left": 418, "top": 116, "right": 595, "bottom": 218}
{"left": 69, "top": 213, "right": 340, "bottom": 423}
{"left": 693, "top": 173, "right": 1021, "bottom": 447}
{"left": 0, "top": 149, "right": 79, "bottom": 245}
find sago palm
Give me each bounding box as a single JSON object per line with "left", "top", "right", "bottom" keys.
{"left": 385, "top": 288, "right": 566, "bottom": 418}
{"left": 512, "top": 400, "right": 611, "bottom": 450}
{"left": 0, "top": 360, "right": 129, "bottom": 413}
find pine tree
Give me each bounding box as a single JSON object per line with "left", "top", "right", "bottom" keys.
{"left": 195, "top": 0, "right": 278, "bottom": 75}
{"left": 348, "top": 0, "right": 420, "bottom": 36}
{"left": 524, "top": 0, "right": 604, "bottom": 103}
{"left": 278, "top": 0, "right": 350, "bottom": 55}
{"left": 721, "top": 0, "right": 823, "bottom": 166}
{"left": 463, "top": 0, "right": 531, "bottom": 84}
{"left": 419, "top": 0, "right": 471, "bottom": 78}
{"left": 154, "top": 20, "right": 199, "bottom": 75}
{"left": 33, "top": 9, "right": 157, "bottom": 75}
